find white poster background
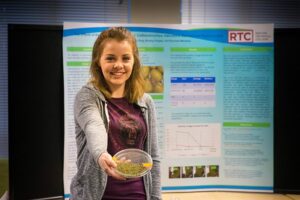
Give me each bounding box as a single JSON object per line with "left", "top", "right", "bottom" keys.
{"left": 63, "top": 22, "right": 274, "bottom": 199}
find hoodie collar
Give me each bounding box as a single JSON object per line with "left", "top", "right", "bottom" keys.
{"left": 84, "top": 83, "right": 147, "bottom": 109}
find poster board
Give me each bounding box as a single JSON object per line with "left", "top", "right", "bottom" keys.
{"left": 63, "top": 22, "right": 273, "bottom": 199}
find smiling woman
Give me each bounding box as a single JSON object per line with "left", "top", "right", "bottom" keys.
{"left": 70, "top": 27, "right": 161, "bottom": 200}
{"left": 90, "top": 27, "right": 145, "bottom": 103}
{"left": 99, "top": 39, "right": 134, "bottom": 97}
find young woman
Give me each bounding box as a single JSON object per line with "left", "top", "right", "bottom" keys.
{"left": 70, "top": 27, "right": 161, "bottom": 200}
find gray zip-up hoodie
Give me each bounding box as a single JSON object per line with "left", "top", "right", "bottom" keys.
{"left": 70, "top": 83, "right": 162, "bottom": 200}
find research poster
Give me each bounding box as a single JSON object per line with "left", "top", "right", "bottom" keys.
{"left": 63, "top": 22, "right": 273, "bottom": 198}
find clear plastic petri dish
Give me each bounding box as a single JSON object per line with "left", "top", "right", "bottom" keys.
{"left": 113, "top": 148, "right": 153, "bottom": 178}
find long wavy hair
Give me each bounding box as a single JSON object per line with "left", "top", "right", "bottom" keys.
{"left": 90, "top": 27, "right": 145, "bottom": 103}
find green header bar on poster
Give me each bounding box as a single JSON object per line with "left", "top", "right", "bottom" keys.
{"left": 67, "top": 61, "right": 90, "bottom": 67}
{"left": 223, "top": 47, "right": 272, "bottom": 52}
{"left": 151, "top": 94, "right": 164, "bottom": 100}
{"left": 223, "top": 122, "right": 270, "bottom": 127}
{"left": 139, "top": 47, "right": 164, "bottom": 52}
{"left": 171, "top": 47, "right": 216, "bottom": 52}
{"left": 67, "top": 47, "right": 92, "bottom": 52}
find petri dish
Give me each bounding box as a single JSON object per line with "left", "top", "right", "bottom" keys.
{"left": 113, "top": 148, "right": 153, "bottom": 178}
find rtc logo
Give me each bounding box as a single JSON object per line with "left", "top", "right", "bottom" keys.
{"left": 228, "top": 30, "right": 253, "bottom": 43}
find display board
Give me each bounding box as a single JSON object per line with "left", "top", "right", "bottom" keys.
{"left": 63, "top": 22, "right": 274, "bottom": 198}
{"left": 8, "top": 24, "right": 300, "bottom": 200}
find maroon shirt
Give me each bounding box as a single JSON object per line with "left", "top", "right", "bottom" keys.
{"left": 102, "top": 97, "right": 147, "bottom": 200}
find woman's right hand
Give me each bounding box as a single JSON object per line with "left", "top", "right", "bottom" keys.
{"left": 98, "top": 152, "right": 126, "bottom": 180}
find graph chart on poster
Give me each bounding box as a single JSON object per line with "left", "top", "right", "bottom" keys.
{"left": 165, "top": 123, "right": 221, "bottom": 158}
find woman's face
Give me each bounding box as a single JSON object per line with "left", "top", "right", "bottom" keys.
{"left": 99, "top": 39, "right": 134, "bottom": 93}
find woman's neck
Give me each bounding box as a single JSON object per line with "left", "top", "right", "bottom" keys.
{"left": 110, "top": 85, "right": 125, "bottom": 98}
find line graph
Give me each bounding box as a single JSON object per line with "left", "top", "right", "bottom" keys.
{"left": 165, "top": 123, "right": 221, "bottom": 158}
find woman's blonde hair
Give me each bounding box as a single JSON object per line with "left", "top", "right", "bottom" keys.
{"left": 90, "top": 27, "right": 145, "bottom": 103}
